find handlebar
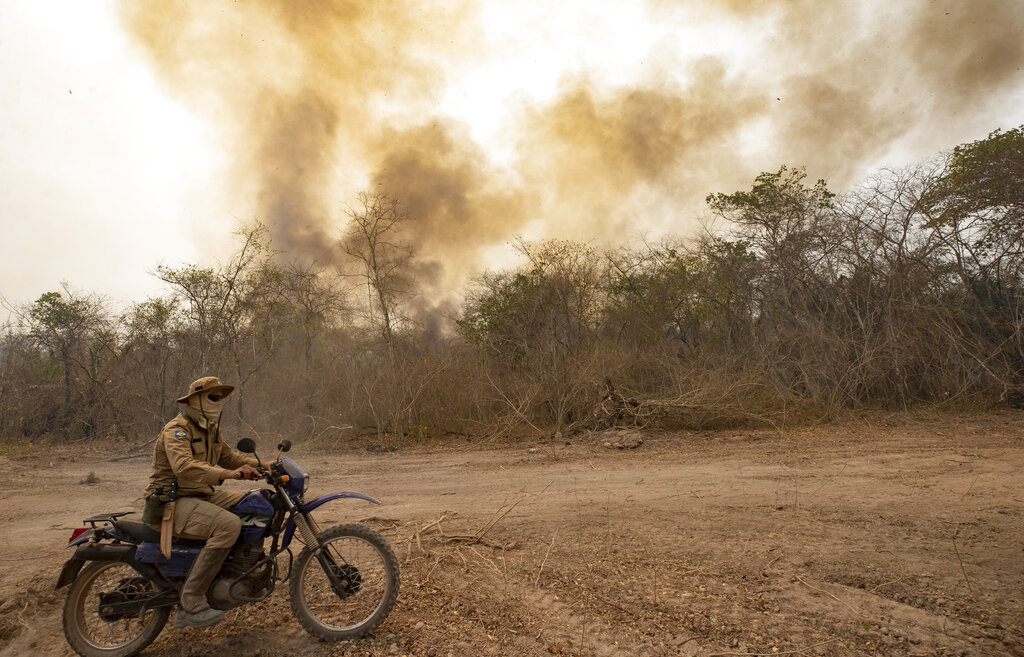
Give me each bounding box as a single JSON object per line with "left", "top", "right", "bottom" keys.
{"left": 231, "top": 462, "right": 287, "bottom": 485}
{"left": 231, "top": 468, "right": 262, "bottom": 481}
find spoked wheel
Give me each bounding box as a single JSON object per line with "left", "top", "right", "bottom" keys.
{"left": 62, "top": 561, "right": 170, "bottom": 657}
{"left": 289, "top": 524, "right": 399, "bottom": 641}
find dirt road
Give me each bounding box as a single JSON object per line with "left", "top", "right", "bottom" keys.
{"left": 1, "top": 412, "right": 1022, "bottom": 656}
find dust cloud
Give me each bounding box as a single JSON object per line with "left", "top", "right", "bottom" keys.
{"left": 118, "top": 0, "right": 1024, "bottom": 307}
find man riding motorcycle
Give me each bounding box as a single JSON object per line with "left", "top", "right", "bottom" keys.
{"left": 143, "top": 376, "right": 271, "bottom": 629}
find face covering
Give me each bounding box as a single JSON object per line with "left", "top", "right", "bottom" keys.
{"left": 187, "top": 391, "right": 224, "bottom": 428}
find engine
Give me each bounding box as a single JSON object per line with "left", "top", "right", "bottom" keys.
{"left": 208, "top": 543, "right": 273, "bottom": 610}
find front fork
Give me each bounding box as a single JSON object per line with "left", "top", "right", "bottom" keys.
{"left": 293, "top": 511, "right": 321, "bottom": 547}
{"left": 295, "top": 512, "right": 352, "bottom": 597}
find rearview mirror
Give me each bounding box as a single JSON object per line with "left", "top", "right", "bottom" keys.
{"left": 236, "top": 438, "right": 256, "bottom": 454}
{"left": 277, "top": 440, "right": 292, "bottom": 453}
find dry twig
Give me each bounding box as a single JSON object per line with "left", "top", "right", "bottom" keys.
{"left": 534, "top": 526, "right": 559, "bottom": 586}
{"left": 403, "top": 500, "right": 523, "bottom": 565}
{"left": 960, "top": 474, "right": 981, "bottom": 500}
{"left": 952, "top": 526, "right": 975, "bottom": 595}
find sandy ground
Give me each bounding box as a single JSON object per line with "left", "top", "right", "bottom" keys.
{"left": 0, "top": 411, "right": 1022, "bottom": 657}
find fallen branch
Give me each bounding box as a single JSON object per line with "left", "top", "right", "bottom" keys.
{"left": 403, "top": 512, "right": 456, "bottom": 562}
{"left": 793, "top": 575, "right": 862, "bottom": 619}
{"left": 16, "top": 602, "right": 32, "bottom": 631}
{"left": 402, "top": 506, "right": 522, "bottom": 563}
{"left": 106, "top": 437, "right": 156, "bottom": 461}
{"left": 441, "top": 535, "right": 520, "bottom": 550}
{"left": 358, "top": 516, "right": 401, "bottom": 526}
{"left": 960, "top": 474, "right": 981, "bottom": 500}
{"left": 708, "top": 637, "right": 839, "bottom": 656}
{"left": 547, "top": 572, "right": 640, "bottom": 618}
{"left": 468, "top": 545, "right": 502, "bottom": 575}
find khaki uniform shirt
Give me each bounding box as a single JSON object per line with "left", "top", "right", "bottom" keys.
{"left": 145, "top": 412, "right": 257, "bottom": 498}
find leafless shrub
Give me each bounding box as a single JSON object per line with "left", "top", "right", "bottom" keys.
{"left": 3, "top": 129, "right": 1022, "bottom": 442}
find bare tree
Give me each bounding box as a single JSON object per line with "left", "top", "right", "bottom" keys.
{"left": 281, "top": 261, "right": 348, "bottom": 365}
{"left": 156, "top": 223, "right": 288, "bottom": 424}
{"left": 339, "top": 191, "right": 414, "bottom": 347}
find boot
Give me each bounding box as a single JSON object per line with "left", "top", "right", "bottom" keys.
{"left": 173, "top": 547, "right": 231, "bottom": 629}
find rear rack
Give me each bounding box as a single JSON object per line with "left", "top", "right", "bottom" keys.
{"left": 83, "top": 512, "right": 131, "bottom": 528}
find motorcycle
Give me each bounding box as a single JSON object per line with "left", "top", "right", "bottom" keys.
{"left": 55, "top": 438, "right": 400, "bottom": 657}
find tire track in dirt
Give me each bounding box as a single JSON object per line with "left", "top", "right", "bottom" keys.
{"left": 1, "top": 413, "right": 1021, "bottom": 656}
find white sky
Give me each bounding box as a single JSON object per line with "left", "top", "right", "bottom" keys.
{"left": 0, "top": 1, "right": 227, "bottom": 319}
{"left": 2, "top": 1, "right": 1023, "bottom": 322}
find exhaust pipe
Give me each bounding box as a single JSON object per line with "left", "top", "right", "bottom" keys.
{"left": 75, "top": 543, "right": 136, "bottom": 561}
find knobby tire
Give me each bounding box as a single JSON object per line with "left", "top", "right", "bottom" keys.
{"left": 289, "top": 523, "right": 399, "bottom": 641}
{"left": 62, "top": 561, "right": 170, "bottom": 657}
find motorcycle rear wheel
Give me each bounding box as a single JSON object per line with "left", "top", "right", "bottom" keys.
{"left": 289, "top": 523, "right": 399, "bottom": 641}
{"left": 62, "top": 561, "right": 170, "bottom": 657}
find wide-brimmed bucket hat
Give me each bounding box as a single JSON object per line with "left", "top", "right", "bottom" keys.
{"left": 176, "top": 376, "right": 235, "bottom": 404}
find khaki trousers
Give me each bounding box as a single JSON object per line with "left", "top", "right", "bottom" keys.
{"left": 172, "top": 490, "right": 245, "bottom": 549}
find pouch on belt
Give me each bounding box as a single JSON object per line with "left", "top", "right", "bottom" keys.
{"left": 142, "top": 486, "right": 166, "bottom": 524}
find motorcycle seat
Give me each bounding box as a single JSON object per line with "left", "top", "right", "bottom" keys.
{"left": 114, "top": 520, "right": 206, "bottom": 547}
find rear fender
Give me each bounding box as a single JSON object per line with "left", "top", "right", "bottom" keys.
{"left": 64, "top": 542, "right": 172, "bottom": 589}
{"left": 55, "top": 557, "right": 85, "bottom": 589}
{"left": 281, "top": 492, "right": 380, "bottom": 550}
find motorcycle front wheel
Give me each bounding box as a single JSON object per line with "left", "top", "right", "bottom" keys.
{"left": 62, "top": 561, "right": 170, "bottom": 657}
{"left": 289, "top": 523, "right": 399, "bottom": 641}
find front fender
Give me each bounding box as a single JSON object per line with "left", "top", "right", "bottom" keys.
{"left": 300, "top": 491, "right": 381, "bottom": 512}
{"left": 282, "top": 492, "right": 381, "bottom": 549}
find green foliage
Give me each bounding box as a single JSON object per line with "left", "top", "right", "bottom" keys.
{"left": 706, "top": 167, "right": 840, "bottom": 323}
{"left": 457, "top": 270, "right": 541, "bottom": 351}
{"left": 925, "top": 126, "right": 1024, "bottom": 227}
{"left": 28, "top": 290, "right": 94, "bottom": 353}
{"left": 707, "top": 166, "right": 835, "bottom": 239}
{"left": 459, "top": 239, "right": 602, "bottom": 361}
{"left": 125, "top": 297, "right": 179, "bottom": 343}
{"left": 922, "top": 127, "right": 1024, "bottom": 278}
{"left": 606, "top": 238, "right": 757, "bottom": 350}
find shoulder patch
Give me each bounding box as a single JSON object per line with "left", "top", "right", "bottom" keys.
{"left": 174, "top": 429, "right": 188, "bottom": 438}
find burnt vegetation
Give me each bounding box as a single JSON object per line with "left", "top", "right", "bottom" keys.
{"left": 2, "top": 127, "right": 1023, "bottom": 444}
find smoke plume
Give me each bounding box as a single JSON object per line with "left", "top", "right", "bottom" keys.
{"left": 517, "top": 59, "right": 761, "bottom": 237}
{"left": 118, "top": 0, "right": 1024, "bottom": 313}
{"left": 650, "top": 0, "right": 1024, "bottom": 182}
